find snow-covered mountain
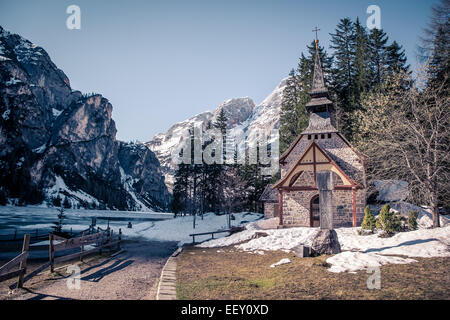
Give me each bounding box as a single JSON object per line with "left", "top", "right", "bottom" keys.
{"left": 146, "top": 79, "right": 287, "bottom": 190}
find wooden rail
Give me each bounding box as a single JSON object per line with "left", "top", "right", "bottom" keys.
{"left": 1, "top": 228, "right": 122, "bottom": 289}
{"left": 0, "top": 234, "right": 30, "bottom": 287}
{"left": 50, "top": 229, "right": 121, "bottom": 272}
{"left": 189, "top": 229, "right": 232, "bottom": 244}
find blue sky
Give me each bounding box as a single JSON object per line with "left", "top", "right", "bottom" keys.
{"left": 0, "top": 0, "right": 438, "bottom": 142}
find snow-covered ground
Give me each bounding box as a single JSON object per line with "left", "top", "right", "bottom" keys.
{"left": 198, "top": 216, "right": 450, "bottom": 273}
{"left": 120, "top": 212, "right": 262, "bottom": 245}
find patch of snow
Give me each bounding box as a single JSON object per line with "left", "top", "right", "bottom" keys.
{"left": 389, "top": 201, "right": 449, "bottom": 228}
{"left": 5, "top": 77, "right": 22, "bottom": 85}
{"left": 2, "top": 109, "right": 10, "bottom": 120}
{"left": 121, "top": 212, "right": 263, "bottom": 246}
{"left": 119, "top": 167, "right": 152, "bottom": 212}
{"left": 52, "top": 108, "right": 63, "bottom": 117}
{"left": 32, "top": 144, "right": 47, "bottom": 154}
{"left": 326, "top": 252, "right": 417, "bottom": 273}
{"left": 373, "top": 180, "right": 408, "bottom": 202}
{"left": 270, "top": 258, "right": 291, "bottom": 268}
{"left": 44, "top": 175, "right": 100, "bottom": 207}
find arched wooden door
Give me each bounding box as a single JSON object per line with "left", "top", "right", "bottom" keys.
{"left": 310, "top": 195, "right": 320, "bottom": 227}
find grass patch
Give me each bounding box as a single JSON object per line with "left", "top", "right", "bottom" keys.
{"left": 176, "top": 246, "right": 450, "bottom": 300}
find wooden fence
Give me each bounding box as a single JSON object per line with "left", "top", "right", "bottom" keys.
{"left": 0, "top": 234, "right": 30, "bottom": 288}
{"left": 49, "top": 228, "right": 122, "bottom": 272}
{"left": 0, "top": 228, "right": 122, "bottom": 289}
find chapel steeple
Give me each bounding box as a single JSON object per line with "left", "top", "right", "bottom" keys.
{"left": 302, "top": 30, "right": 337, "bottom": 134}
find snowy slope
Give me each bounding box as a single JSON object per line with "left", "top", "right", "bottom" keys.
{"left": 146, "top": 79, "right": 287, "bottom": 190}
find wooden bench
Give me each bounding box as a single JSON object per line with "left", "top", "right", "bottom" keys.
{"left": 189, "top": 229, "right": 233, "bottom": 244}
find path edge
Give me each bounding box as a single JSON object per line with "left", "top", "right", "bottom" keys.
{"left": 156, "top": 246, "right": 183, "bottom": 300}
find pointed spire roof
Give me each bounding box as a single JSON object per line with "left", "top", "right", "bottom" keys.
{"left": 302, "top": 31, "right": 337, "bottom": 135}
{"left": 311, "top": 44, "right": 327, "bottom": 94}
{"left": 305, "top": 35, "right": 333, "bottom": 112}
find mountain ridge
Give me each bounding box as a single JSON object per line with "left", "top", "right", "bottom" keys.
{"left": 146, "top": 78, "right": 287, "bottom": 190}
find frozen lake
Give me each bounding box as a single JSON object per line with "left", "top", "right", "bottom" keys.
{"left": 0, "top": 206, "right": 173, "bottom": 238}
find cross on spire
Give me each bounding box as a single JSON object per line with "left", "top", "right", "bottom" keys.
{"left": 312, "top": 26, "right": 321, "bottom": 49}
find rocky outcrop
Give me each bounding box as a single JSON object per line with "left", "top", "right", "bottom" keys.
{"left": 118, "top": 141, "right": 171, "bottom": 210}
{"left": 310, "top": 229, "right": 341, "bottom": 256}
{"left": 0, "top": 26, "right": 170, "bottom": 211}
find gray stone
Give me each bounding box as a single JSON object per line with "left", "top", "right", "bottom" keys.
{"left": 251, "top": 232, "right": 269, "bottom": 239}
{"left": 310, "top": 229, "right": 341, "bottom": 256}
{"left": 317, "top": 171, "right": 335, "bottom": 230}
{"left": 292, "top": 245, "right": 310, "bottom": 257}
{"left": 317, "top": 171, "right": 334, "bottom": 191}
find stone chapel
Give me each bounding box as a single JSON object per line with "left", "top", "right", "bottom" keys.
{"left": 267, "top": 37, "right": 367, "bottom": 228}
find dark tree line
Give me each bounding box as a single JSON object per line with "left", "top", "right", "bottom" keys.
{"left": 171, "top": 109, "right": 271, "bottom": 225}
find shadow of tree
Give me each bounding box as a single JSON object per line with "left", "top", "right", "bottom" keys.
{"left": 80, "top": 259, "right": 134, "bottom": 282}
{"left": 364, "top": 238, "right": 438, "bottom": 253}
{"left": 23, "top": 288, "right": 74, "bottom": 300}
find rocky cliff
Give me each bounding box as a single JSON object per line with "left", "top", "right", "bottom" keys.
{"left": 0, "top": 26, "right": 170, "bottom": 211}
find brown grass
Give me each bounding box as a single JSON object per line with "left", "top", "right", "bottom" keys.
{"left": 176, "top": 246, "right": 450, "bottom": 300}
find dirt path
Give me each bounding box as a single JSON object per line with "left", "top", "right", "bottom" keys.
{"left": 7, "top": 239, "right": 178, "bottom": 300}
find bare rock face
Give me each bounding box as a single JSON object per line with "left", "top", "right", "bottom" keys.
{"left": 310, "top": 229, "right": 341, "bottom": 256}
{"left": 0, "top": 26, "right": 170, "bottom": 210}
{"left": 118, "top": 141, "right": 171, "bottom": 210}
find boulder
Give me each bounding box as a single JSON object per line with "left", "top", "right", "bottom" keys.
{"left": 251, "top": 232, "right": 269, "bottom": 239}
{"left": 310, "top": 229, "right": 341, "bottom": 256}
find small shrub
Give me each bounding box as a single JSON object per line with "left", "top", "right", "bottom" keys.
{"left": 361, "top": 205, "right": 376, "bottom": 232}
{"left": 0, "top": 188, "right": 7, "bottom": 206}
{"left": 52, "top": 196, "right": 62, "bottom": 207}
{"left": 376, "top": 204, "right": 401, "bottom": 235}
{"left": 408, "top": 210, "right": 419, "bottom": 230}
{"left": 62, "top": 197, "right": 71, "bottom": 209}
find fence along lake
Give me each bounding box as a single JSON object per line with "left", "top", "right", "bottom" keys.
{"left": 0, "top": 206, "right": 172, "bottom": 259}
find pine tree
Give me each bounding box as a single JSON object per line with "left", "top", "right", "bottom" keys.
{"left": 353, "top": 17, "right": 370, "bottom": 101}
{"left": 386, "top": 41, "right": 410, "bottom": 74}
{"left": 330, "top": 18, "right": 357, "bottom": 138}
{"left": 361, "top": 205, "right": 376, "bottom": 231}
{"left": 52, "top": 207, "right": 66, "bottom": 234}
{"left": 279, "top": 69, "right": 300, "bottom": 153}
{"left": 330, "top": 18, "right": 356, "bottom": 111}
{"left": 172, "top": 163, "right": 190, "bottom": 215}
{"left": 368, "top": 28, "right": 389, "bottom": 88}
{"left": 376, "top": 204, "right": 401, "bottom": 235}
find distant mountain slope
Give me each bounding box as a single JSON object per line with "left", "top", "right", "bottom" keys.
{"left": 0, "top": 26, "right": 170, "bottom": 211}
{"left": 146, "top": 79, "right": 287, "bottom": 190}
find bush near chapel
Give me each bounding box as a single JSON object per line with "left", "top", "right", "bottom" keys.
{"left": 376, "top": 204, "right": 401, "bottom": 235}
{"left": 361, "top": 205, "right": 377, "bottom": 232}
{"left": 408, "top": 210, "right": 419, "bottom": 231}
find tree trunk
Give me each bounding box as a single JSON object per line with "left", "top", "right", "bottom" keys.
{"left": 431, "top": 191, "right": 440, "bottom": 228}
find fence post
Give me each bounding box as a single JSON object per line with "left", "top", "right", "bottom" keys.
{"left": 13, "top": 229, "right": 17, "bottom": 241}
{"left": 80, "top": 232, "right": 85, "bottom": 262}
{"left": 118, "top": 228, "right": 122, "bottom": 250}
{"left": 49, "top": 234, "right": 54, "bottom": 273}
{"left": 99, "top": 231, "right": 104, "bottom": 255}
{"left": 109, "top": 230, "right": 114, "bottom": 253}
{"left": 17, "top": 234, "right": 30, "bottom": 288}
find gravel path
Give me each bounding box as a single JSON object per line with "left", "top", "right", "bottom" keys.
{"left": 10, "top": 239, "right": 178, "bottom": 300}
